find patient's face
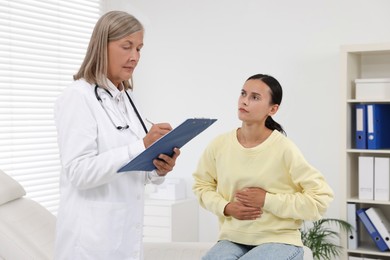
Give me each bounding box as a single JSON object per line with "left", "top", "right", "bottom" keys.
{"left": 237, "top": 79, "right": 278, "bottom": 123}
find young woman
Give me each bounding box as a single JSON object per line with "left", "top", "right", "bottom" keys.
{"left": 54, "top": 11, "right": 180, "bottom": 259}
{"left": 193, "top": 74, "right": 334, "bottom": 260}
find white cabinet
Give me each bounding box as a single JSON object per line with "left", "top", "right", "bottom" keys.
{"left": 341, "top": 43, "right": 390, "bottom": 259}
{"left": 143, "top": 198, "right": 198, "bottom": 242}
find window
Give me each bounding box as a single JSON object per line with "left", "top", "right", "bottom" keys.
{"left": 0, "top": 0, "right": 101, "bottom": 214}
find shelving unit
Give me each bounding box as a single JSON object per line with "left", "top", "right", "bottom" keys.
{"left": 341, "top": 43, "right": 390, "bottom": 259}
{"left": 143, "top": 198, "right": 198, "bottom": 242}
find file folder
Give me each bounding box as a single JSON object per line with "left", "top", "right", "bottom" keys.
{"left": 367, "top": 104, "right": 390, "bottom": 149}
{"left": 347, "top": 203, "right": 359, "bottom": 249}
{"left": 355, "top": 104, "right": 367, "bottom": 149}
{"left": 118, "top": 118, "right": 217, "bottom": 172}
{"left": 355, "top": 78, "right": 390, "bottom": 100}
{"left": 374, "top": 157, "right": 390, "bottom": 201}
{"left": 358, "top": 156, "right": 374, "bottom": 200}
{"left": 357, "top": 208, "right": 389, "bottom": 252}
{"left": 365, "top": 207, "right": 390, "bottom": 249}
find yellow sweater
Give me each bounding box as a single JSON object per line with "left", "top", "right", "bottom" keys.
{"left": 193, "top": 130, "right": 334, "bottom": 246}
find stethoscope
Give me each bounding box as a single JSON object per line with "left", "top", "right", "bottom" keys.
{"left": 94, "top": 84, "right": 148, "bottom": 133}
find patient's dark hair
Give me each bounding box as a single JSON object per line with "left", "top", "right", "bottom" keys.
{"left": 246, "top": 74, "right": 286, "bottom": 135}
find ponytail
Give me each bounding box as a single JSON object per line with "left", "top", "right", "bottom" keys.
{"left": 265, "top": 116, "right": 286, "bottom": 135}
{"left": 246, "top": 74, "right": 286, "bottom": 135}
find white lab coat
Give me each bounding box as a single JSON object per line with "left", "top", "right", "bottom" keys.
{"left": 54, "top": 79, "right": 164, "bottom": 260}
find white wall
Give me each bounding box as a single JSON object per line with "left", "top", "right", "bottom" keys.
{"left": 104, "top": 0, "right": 390, "bottom": 242}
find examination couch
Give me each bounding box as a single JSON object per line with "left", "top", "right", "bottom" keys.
{"left": 0, "top": 169, "right": 313, "bottom": 260}
{"left": 0, "top": 169, "right": 56, "bottom": 259}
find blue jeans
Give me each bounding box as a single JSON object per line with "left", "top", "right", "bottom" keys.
{"left": 202, "top": 240, "right": 304, "bottom": 260}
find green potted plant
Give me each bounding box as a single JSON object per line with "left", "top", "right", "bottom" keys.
{"left": 301, "top": 218, "right": 353, "bottom": 260}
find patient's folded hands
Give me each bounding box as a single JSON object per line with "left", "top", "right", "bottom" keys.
{"left": 235, "top": 187, "right": 266, "bottom": 209}
{"left": 223, "top": 201, "right": 262, "bottom": 220}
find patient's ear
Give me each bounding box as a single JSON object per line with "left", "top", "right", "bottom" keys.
{"left": 268, "top": 104, "right": 279, "bottom": 116}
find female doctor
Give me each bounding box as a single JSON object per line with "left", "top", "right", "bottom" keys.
{"left": 54, "top": 11, "right": 180, "bottom": 259}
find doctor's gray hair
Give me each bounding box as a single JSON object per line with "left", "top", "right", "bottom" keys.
{"left": 74, "top": 11, "right": 144, "bottom": 90}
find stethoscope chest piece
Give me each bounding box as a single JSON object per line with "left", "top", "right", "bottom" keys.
{"left": 94, "top": 84, "right": 147, "bottom": 133}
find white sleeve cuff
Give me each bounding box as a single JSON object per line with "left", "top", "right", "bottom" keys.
{"left": 147, "top": 170, "right": 165, "bottom": 185}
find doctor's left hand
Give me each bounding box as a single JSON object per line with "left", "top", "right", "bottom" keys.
{"left": 153, "top": 147, "right": 181, "bottom": 176}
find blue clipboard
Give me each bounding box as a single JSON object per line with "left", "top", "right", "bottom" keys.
{"left": 117, "top": 118, "right": 217, "bottom": 172}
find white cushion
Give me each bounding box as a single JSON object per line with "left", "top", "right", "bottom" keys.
{"left": 0, "top": 169, "right": 56, "bottom": 260}
{"left": 303, "top": 245, "right": 313, "bottom": 259}
{"left": 144, "top": 242, "right": 213, "bottom": 260}
{"left": 0, "top": 197, "right": 56, "bottom": 260}
{"left": 0, "top": 169, "right": 25, "bottom": 205}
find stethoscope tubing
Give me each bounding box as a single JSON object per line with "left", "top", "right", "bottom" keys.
{"left": 94, "top": 84, "right": 148, "bottom": 134}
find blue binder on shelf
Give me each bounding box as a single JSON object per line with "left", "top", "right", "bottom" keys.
{"left": 357, "top": 208, "right": 389, "bottom": 252}
{"left": 366, "top": 207, "right": 390, "bottom": 249}
{"left": 355, "top": 104, "right": 367, "bottom": 149}
{"left": 117, "top": 118, "right": 217, "bottom": 172}
{"left": 367, "top": 104, "right": 390, "bottom": 149}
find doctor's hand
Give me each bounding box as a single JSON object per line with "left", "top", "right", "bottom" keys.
{"left": 235, "top": 187, "right": 267, "bottom": 209}
{"left": 154, "top": 148, "right": 180, "bottom": 176}
{"left": 143, "top": 123, "right": 172, "bottom": 148}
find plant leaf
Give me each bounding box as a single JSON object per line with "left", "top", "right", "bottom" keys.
{"left": 301, "top": 218, "right": 353, "bottom": 260}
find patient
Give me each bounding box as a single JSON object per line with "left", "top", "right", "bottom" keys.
{"left": 192, "top": 73, "right": 334, "bottom": 259}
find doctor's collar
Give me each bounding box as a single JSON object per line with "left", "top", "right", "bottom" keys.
{"left": 105, "top": 80, "right": 127, "bottom": 100}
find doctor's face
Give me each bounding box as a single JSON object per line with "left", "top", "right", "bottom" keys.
{"left": 107, "top": 30, "right": 144, "bottom": 88}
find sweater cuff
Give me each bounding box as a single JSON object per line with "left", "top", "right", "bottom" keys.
{"left": 218, "top": 200, "right": 230, "bottom": 217}
{"left": 263, "top": 192, "right": 275, "bottom": 212}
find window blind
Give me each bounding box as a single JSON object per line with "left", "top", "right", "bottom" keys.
{"left": 0, "top": 0, "right": 101, "bottom": 214}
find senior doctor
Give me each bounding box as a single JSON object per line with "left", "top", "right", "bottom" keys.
{"left": 54, "top": 11, "right": 180, "bottom": 260}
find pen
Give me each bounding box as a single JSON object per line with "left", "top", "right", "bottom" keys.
{"left": 145, "top": 118, "right": 154, "bottom": 125}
